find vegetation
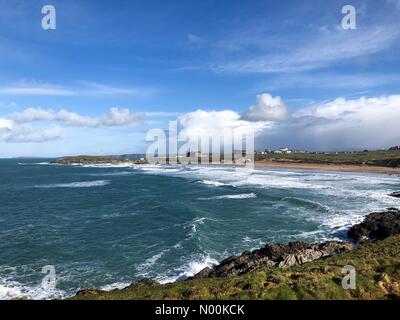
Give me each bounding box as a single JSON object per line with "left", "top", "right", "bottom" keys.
{"left": 52, "top": 150, "right": 400, "bottom": 167}
{"left": 53, "top": 155, "right": 125, "bottom": 164}
{"left": 72, "top": 235, "right": 400, "bottom": 300}
{"left": 255, "top": 150, "right": 400, "bottom": 167}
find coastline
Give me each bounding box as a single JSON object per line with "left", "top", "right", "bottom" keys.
{"left": 52, "top": 158, "right": 400, "bottom": 175}
{"left": 13, "top": 204, "right": 398, "bottom": 300}
{"left": 72, "top": 208, "right": 400, "bottom": 300}
{"left": 8, "top": 157, "right": 398, "bottom": 300}
{"left": 254, "top": 160, "right": 400, "bottom": 174}
{"left": 51, "top": 154, "right": 400, "bottom": 175}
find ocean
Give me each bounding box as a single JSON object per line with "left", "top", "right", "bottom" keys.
{"left": 0, "top": 158, "right": 399, "bottom": 299}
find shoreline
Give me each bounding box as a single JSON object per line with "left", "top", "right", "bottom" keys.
{"left": 72, "top": 208, "right": 400, "bottom": 300}
{"left": 51, "top": 157, "right": 400, "bottom": 175}
{"left": 254, "top": 160, "right": 400, "bottom": 174}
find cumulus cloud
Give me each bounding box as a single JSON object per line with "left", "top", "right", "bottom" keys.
{"left": 176, "top": 109, "right": 273, "bottom": 155}
{"left": 258, "top": 95, "right": 400, "bottom": 151}
{"left": 176, "top": 94, "right": 400, "bottom": 152}
{"left": 241, "top": 93, "right": 288, "bottom": 122}
{"left": 11, "top": 107, "right": 144, "bottom": 128}
{"left": 0, "top": 106, "right": 143, "bottom": 144}
{"left": 0, "top": 118, "right": 13, "bottom": 130}
{"left": 179, "top": 109, "right": 270, "bottom": 139}
{"left": 0, "top": 118, "right": 63, "bottom": 143}
{"left": 176, "top": 93, "right": 288, "bottom": 147}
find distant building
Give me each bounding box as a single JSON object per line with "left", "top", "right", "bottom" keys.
{"left": 273, "top": 147, "right": 292, "bottom": 154}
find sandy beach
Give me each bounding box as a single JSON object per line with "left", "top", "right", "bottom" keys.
{"left": 254, "top": 160, "right": 400, "bottom": 174}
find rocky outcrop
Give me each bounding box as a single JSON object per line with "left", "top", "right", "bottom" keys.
{"left": 389, "top": 192, "right": 400, "bottom": 198}
{"left": 53, "top": 156, "right": 121, "bottom": 165}
{"left": 348, "top": 208, "right": 400, "bottom": 242}
{"left": 193, "top": 240, "right": 353, "bottom": 279}
{"left": 75, "top": 288, "right": 104, "bottom": 296}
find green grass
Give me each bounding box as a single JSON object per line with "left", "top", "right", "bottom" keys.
{"left": 53, "top": 155, "right": 121, "bottom": 163}
{"left": 72, "top": 235, "right": 400, "bottom": 300}
{"left": 255, "top": 150, "right": 400, "bottom": 167}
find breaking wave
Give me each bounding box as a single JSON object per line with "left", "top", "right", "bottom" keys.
{"left": 200, "top": 193, "right": 257, "bottom": 200}
{"left": 33, "top": 180, "right": 110, "bottom": 188}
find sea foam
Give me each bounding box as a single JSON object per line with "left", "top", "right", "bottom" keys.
{"left": 0, "top": 278, "right": 65, "bottom": 300}
{"left": 33, "top": 180, "right": 110, "bottom": 188}
{"left": 199, "top": 193, "right": 257, "bottom": 200}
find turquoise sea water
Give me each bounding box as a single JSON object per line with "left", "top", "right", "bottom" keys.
{"left": 0, "top": 158, "right": 399, "bottom": 299}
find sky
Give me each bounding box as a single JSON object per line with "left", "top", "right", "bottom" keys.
{"left": 0, "top": 0, "right": 400, "bottom": 157}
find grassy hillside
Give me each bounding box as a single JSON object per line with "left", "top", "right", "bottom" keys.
{"left": 72, "top": 235, "right": 400, "bottom": 300}
{"left": 255, "top": 150, "right": 400, "bottom": 167}
{"left": 53, "top": 155, "right": 122, "bottom": 164}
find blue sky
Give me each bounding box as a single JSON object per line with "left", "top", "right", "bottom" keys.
{"left": 0, "top": 0, "right": 400, "bottom": 157}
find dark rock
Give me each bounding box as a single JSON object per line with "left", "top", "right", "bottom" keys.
{"left": 75, "top": 288, "right": 104, "bottom": 296}
{"left": 126, "top": 278, "right": 158, "bottom": 289}
{"left": 11, "top": 296, "right": 32, "bottom": 300}
{"left": 389, "top": 192, "right": 400, "bottom": 198}
{"left": 192, "top": 240, "right": 353, "bottom": 279}
{"left": 348, "top": 208, "right": 400, "bottom": 242}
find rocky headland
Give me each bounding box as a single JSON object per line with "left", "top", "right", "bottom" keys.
{"left": 348, "top": 208, "right": 400, "bottom": 242}
{"left": 52, "top": 155, "right": 147, "bottom": 165}
{"left": 192, "top": 241, "right": 353, "bottom": 279}
{"left": 72, "top": 200, "right": 400, "bottom": 300}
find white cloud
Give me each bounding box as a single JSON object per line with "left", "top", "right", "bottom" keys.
{"left": 0, "top": 118, "right": 63, "bottom": 143}
{"left": 11, "top": 107, "right": 144, "bottom": 127}
{"left": 177, "top": 93, "right": 288, "bottom": 142}
{"left": 241, "top": 93, "right": 288, "bottom": 121}
{"left": 178, "top": 109, "right": 271, "bottom": 145}
{"left": 176, "top": 94, "right": 400, "bottom": 152}
{"left": 3, "top": 94, "right": 400, "bottom": 151}
{"left": 0, "top": 86, "right": 74, "bottom": 96}
{"left": 0, "top": 106, "right": 144, "bottom": 144}
{"left": 0, "top": 117, "right": 13, "bottom": 129}
{"left": 176, "top": 94, "right": 287, "bottom": 152}
{"left": 0, "top": 81, "right": 153, "bottom": 97}
{"left": 259, "top": 95, "right": 400, "bottom": 150}
{"left": 294, "top": 95, "right": 400, "bottom": 119}
{"left": 177, "top": 109, "right": 272, "bottom": 155}
{"left": 215, "top": 24, "right": 399, "bottom": 73}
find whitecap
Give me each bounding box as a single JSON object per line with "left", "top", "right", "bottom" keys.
{"left": 100, "top": 282, "right": 131, "bottom": 292}
{"left": 18, "top": 162, "right": 51, "bottom": 166}
{"left": 81, "top": 163, "right": 133, "bottom": 168}
{"left": 156, "top": 255, "right": 219, "bottom": 284}
{"left": 199, "top": 193, "right": 257, "bottom": 200}
{"left": 282, "top": 196, "right": 330, "bottom": 211}
{"left": 33, "top": 180, "right": 110, "bottom": 188}
{"left": 136, "top": 251, "right": 168, "bottom": 273}
{"left": 200, "top": 180, "right": 230, "bottom": 187}
{"left": 87, "top": 171, "right": 133, "bottom": 177}
{"left": 0, "top": 278, "right": 65, "bottom": 300}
